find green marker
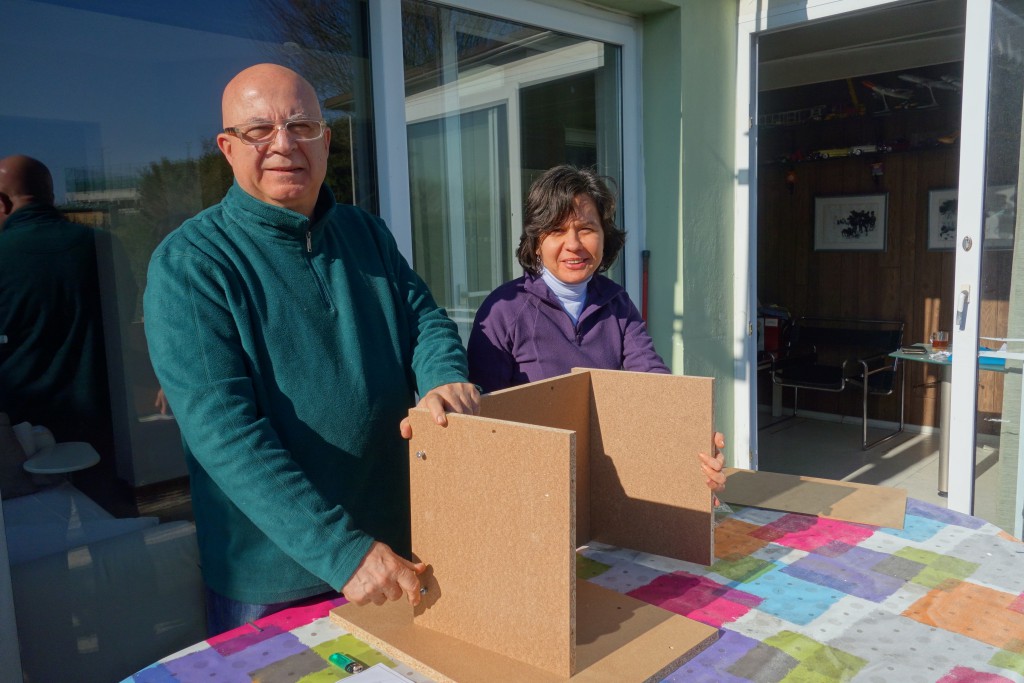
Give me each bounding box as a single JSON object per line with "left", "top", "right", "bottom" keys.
{"left": 329, "top": 652, "right": 367, "bottom": 674}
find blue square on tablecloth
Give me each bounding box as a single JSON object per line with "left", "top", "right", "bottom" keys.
{"left": 879, "top": 512, "right": 947, "bottom": 542}
{"left": 739, "top": 566, "right": 846, "bottom": 624}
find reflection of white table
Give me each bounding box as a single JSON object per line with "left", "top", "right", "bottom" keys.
{"left": 891, "top": 348, "right": 952, "bottom": 495}
{"left": 758, "top": 350, "right": 787, "bottom": 421}
{"left": 22, "top": 442, "right": 100, "bottom": 475}
{"left": 891, "top": 346, "right": 1012, "bottom": 496}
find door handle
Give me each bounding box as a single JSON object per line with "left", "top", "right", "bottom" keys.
{"left": 956, "top": 286, "right": 970, "bottom": 328}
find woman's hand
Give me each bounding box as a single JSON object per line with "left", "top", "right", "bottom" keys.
{"left": 699, "top": 432, "right": 727, "bottom": 493}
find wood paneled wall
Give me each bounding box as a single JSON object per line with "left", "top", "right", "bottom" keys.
{"left": 757, "top": 110, "right": 1010, "bottom": 430}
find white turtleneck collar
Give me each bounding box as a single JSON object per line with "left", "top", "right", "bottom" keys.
{"left": 540, "top": 267, "right": 591, "bottom": 324}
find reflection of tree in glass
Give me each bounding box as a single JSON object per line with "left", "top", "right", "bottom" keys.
{"left": 252, "top": 1, "right": 373, "bottom": 206}
{"left": 401, "top": 1, "right": 544, "bottom": 96}
{"left": 138, "top": 145, "right": 232, "bottom": 241}
{"left": 938, "top": 199, "right": 957, "bottom": 241}
{"left": 839, "top": 209, "right": 877, "bottom": 239}
{"left": 254, "top": 0, "right": 359, "bottom": 104}
{"left": 112, "top": 145, "right": 232, "bottom": 312}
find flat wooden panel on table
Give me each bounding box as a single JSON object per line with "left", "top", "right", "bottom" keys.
{"left": 720, "top": 467, "right": 907, "bottom": 529}
{"left": 331, "top": 579, "right": 718, "bottom": 683}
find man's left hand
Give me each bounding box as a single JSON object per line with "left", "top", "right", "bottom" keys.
{"left": 400, "top": 382, "right": 481, "bottom": 439}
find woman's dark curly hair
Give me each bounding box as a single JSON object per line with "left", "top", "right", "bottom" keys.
{"left": 516, "top": 165, "right": 626, "bottom": 275}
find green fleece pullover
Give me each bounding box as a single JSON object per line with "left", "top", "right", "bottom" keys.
{"left": 143, "top": 183, "right": 468, "bottom": 603}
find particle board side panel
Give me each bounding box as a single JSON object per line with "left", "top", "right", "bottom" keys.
{"left": 720, "top": 468, "right": 907, "bottom": 529}
{"left": 583, "top": 369, "right": 715, "bottom": 565}
{"left": 406, "top": 409, "right": 577, "bottom": 677}
{"left": 330, "top": 579, "right": 719, "bottom": 683}
{"left": 331, "top": 600, "right": 567, "bottom": 683}
{"left": 572, "top": 580, "right": 720, "bottom": 682}
{"left": 479, "top": 372, "right": 592, "bottom": 543}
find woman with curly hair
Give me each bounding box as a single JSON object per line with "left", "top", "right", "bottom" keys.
{"left": 468, "top": 164, "right": 667, "bottom": 393}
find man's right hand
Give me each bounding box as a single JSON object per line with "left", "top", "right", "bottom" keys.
{"left": 341, "top": 541, "right": 426, "bottom": 606}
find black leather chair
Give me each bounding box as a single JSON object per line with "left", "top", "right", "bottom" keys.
{"left": 771, "top": 317, "right": 905, "bottom": 449}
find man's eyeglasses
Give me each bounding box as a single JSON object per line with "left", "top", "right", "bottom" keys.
{"left": 222, "top": 119, "right": 327, "bottom": 146}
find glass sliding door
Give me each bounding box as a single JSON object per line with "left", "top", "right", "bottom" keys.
{"left": 976, "top": 0, "right": 1024, "bottom": 535}
{"left": 0, "top": 0, "right": 375, "bottom": 490}
{"left": 400, "top": 0, "right": 624, "bottom": 342}
{"left": 1, "top": 1, "right": 376, "bottom": 677}
{"left": 408, "top": 105, "right": 510, "bottom": 338}
{"left": 950, "top": 0, "right": 1024, "bottom": 536}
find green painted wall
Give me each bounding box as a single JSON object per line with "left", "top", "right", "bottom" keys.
{"left": 642, "top": 3, "right": 738, "bottom": 454}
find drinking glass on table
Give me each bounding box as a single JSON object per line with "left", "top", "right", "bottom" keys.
{"left": 930, "top": 330, "right": 950, "bottom": 352}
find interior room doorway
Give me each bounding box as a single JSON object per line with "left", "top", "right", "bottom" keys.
{"left": 747, "top": 0, "right": 1024, "bottom": 527}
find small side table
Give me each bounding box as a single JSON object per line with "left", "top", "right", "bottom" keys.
{"left": 23, "top": 442, "right": 100, "bottom": 477}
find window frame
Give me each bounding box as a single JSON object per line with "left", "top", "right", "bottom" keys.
{"left": 369, "top": 0, "right": 644, "bottom": 303}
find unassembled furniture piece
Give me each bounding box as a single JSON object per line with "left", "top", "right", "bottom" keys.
{"left": 333, "top": 368, "right": 719, "bottom": 682}
{"left": 771, "top": 317, "right": 905, "bottom": 449}
{"left": 720, "top": 467, "right": 907, "bottom": 528}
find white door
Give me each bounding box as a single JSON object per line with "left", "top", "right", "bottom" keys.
{"left": 948, "top": 0, "right": 1024, "bottom": 536}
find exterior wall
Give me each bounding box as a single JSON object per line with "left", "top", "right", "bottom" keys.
{"left": 642, "top": 2, "right": 739, "bottom": 455}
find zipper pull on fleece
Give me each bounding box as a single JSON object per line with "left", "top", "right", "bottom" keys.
{"left": 305, "top": 229, "right": 312, "bottom": 253}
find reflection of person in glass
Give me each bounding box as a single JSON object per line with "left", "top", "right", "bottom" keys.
{"left": 0, "top": 155, "right": 115, "bottom": 461}
{"left": 467, "top": 165, "right": 725, "bottom": 491}
{"left": 144, "top": 63, "right": 479, "bottom": 635}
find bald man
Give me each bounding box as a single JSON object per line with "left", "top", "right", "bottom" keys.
{"left": 0, "top": 155, "right": 115, "bottom": 463}
{"left": 144, "top": 64, "right": 479, "bottom": 634}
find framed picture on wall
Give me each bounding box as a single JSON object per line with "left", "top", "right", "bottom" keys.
{"left": 927, "top": 188, "right": 958, "bottom": 250}
{"left": 813, "top": 193, "right": 888, "bottom": 251}
{"left": 928, "top": 185, "right": 1017, "bottom": 250}
{"left": 983, "top": 184, "right": 1016, "bottom": 249}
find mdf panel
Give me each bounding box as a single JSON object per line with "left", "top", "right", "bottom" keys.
{"left": 406, "top": 410, "right": 577, "bottom": 676}
{"left": 582, "top": 369, "right": 714, "bottom": 565}
{"left": 721, "top": 468, "right": 906, "bottom": 529}
{"left": 332, "top": 579, "right": 719, "bottom": 683}
{"left": 339, "top": 372, "right": 721, "bottom": 682}
{"left": 479, "top": 372, "right": 593, "bottom": 543}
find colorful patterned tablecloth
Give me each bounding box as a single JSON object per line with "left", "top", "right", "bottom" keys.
{"left": 125, "top": 499, "right": 1024, "bottom": 682}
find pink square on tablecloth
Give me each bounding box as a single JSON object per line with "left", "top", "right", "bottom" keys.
{"left": 752, "top": 514, "right": 874, "bottom": 552}
{"left": 205, "top": 597, "right": 347, "bottom": 655}
{"left": 629, "top": 572, "right": 761, "bottom": 628}
{"left": 253, "top": 597, "right": 347, "bottom": 631}
{"left": 937, "top": 666, "right": 1017, "bottom": 682}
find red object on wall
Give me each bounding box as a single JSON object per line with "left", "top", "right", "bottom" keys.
{"left": 763, "top": 318, "right": 782, "bottom": 352}
{"left": 641, "top": 250, "right": 650, "bottom": 322}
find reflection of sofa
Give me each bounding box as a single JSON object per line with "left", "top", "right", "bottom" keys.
{"left": 1, "top": 414, "right": 206, "bottom": 682}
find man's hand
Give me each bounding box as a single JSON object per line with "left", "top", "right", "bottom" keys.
{"left": 154, "top": 387, "right": 170, "bottom": 415}
{"left": 400, "top": 382, "right": 481, "bottom": 439}
{"left": 341, "top": 541, "right": 427, "bottom": 606}
{"left": 699, "top": 432, "right": 727, "bottom": 493}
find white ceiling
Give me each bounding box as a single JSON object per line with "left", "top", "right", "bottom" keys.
{"left": 758, "top": 0, "right": 966, "bottom": 91}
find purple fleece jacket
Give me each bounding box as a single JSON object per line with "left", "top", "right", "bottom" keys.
{"left": 468, "top": 272, "right": 670, "bottom": 393}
